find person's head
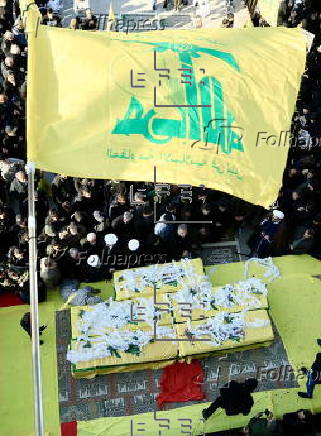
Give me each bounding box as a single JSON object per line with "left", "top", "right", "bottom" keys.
{"left": 128, "top": 239, "right": 139, "bottom": 252}
{"left": 143, "top": 205, "right": 153, "bottom": 217}
{"left": 289, "top": 168, "right": 297, "bottom": 176}
{"left": 87, "top": 254, "right": 100, "bottom": 268}
{"left": 16, "top": 214, "right": 24, "bottom": 226}
{"left": 104, "top": 233, "right": 118, "bottom": 246}
{"left": 181, "top": 207, "right": 192, "bottom": 220}
{"left": 13, "top": 247, "right": 23, "bottom": 259}
{"left": 86, "top": 233, "right": 96, "bottom": 244}
{"left": 49, "top": 209, "right": 59, "bottom": 221}
{"left": 134, "top": 191, "right": 145, "bottom": 202}
{"left": 117, "top": 193, "right": 126, "bottom": 204}
{"left": 70, "top": 18, "right": 78, "bottom": 29}
{"left": 69, "top": 222, "right": 78, "bottom": 235}
{"left": 93, "top": 210, "right": 104, "bottom": 222}
{"left": 51, "top": 239, "right": 61, "bottom": 250}
{"left": 166, "top": 203, "right": 176, "bottom": 214}
{"left": 61, "top": 201, "right": 72, "bottom": 213}
{"left": 201, "top": 203, "right": 211, "bottom": 216}
{"left": 123, "top": 211, "right": 133, "bottom": 223}
{"left": 85, "top": 8, "right": 93, "bottom": 18}
{"left": 15, "top": 171, "right": 27, "bottom": 182}
{"left": 177, "top": 224, "right": 188, "bottom": 238}
{"left": 313, "top": 213, "right": 321, "bottom": 226}
{"left": 10, "top": 44, "right": 20, "bottom": 55}
{"left": 218, "top": 200, "right": 228, "bottom": 212}
{"left": 82, "top": 188, "right": 92, "bottom": 198}
{"left": 272, "top": 210, "right": 284, "bottom": 222}
{"left": 292, "top": 191, "right": 300, "bottom": 201}
{"left": 5, "top": 125, "right": 16, "bottom": 137}
{"left": 73, "top": 211, "right": 83, "bottom": 222}
{"left": 303, "top": 229, "right": 315, "bottom": 239}
{"left": 4, "top": 56, "right": 14, "bottom": 67}
{"left": 3, "top": 31, "right": 13, "bottom": 41}
{"left": 58, "top": 228, "right": 68, "bottom": 239}
{"left": 69, "top": 248, "right": 79, "bottom": 260}
{"left": 297, "top": 409, "right": 311, "bottom": 421}
{"left": 47, "top": 7, "right": 53, "bottom": 18}
{"left": 244, "top": 378, "right": 258, "bottom": 392}
{"left": 0, "top": 93, "right": 7, "bottom": 104}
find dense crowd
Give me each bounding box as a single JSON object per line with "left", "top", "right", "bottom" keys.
{"left": 0, "top": 0, "right": 320, "bottom": 309}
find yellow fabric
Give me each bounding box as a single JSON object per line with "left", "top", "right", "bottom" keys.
{"left": 233, "top": 6, "right": 252, "bottom": 28}
{"left": 20, "top": 0, "right": 41, "bottom": 33}
{"left": 0, "top": 303, "right": 60, "bottom": 436}
{"left": 177, "top": 310, "right": 273, "bottom": 356}
{"left": 78, "top": 394, "right": 273, "bottom": 436}
{"left": 114, "top": 258, "right": 204, "bottom": 300}
{"left": 72, "top": 358, "right": 175, "bottom": 379}
{"left": 27, "top": 27, "right": 306, "bottom": 208}
{"left": 257, "top": 0, "right": 281, "bottom": 26}
{"left": 78, "top": 255, "right": 321, "bottom": 435}
{"left": 106, "top": 1, "right": 115, "bottom": 31}
{"left": 71, "top": 325, "right": 178, "bottom": 374}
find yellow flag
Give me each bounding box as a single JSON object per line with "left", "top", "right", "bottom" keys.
{"left": 19, "top": 0, "right": 41, "bottom": 33}
{"left": 27, "top": 27, "right": 307, "bottom": 208}
{"left": 257, "top": 0, "right": 281, "bottom": 27}
{"left": 233, "top": 6, "right": 252, "bottom": 28}
{"left": 106, "top": 1, "right": 115, "bottom": 31}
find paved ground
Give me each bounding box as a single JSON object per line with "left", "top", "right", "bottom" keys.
{"left": 57, "top": 310, "right": 297, "bottom": 422}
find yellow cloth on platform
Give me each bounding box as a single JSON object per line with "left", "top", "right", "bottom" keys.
{"left": 27, "top": 26, "right": 306, "bottom": 208}
{"left": 114, "top": 258, "right": 204, "bottom": 300}
{"left": 77, "top": 255, "right": 321, "bottom": 436}
{"left": 71, "top": 324, "right": 178, "bottom": 376}
{"left": 177, "top": 310, "right": 273, "bottom": 357}
{"left": 172, "top": 284, "right": 268, "bottom": 323}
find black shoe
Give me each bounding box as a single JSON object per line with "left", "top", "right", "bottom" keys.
{"left": 298, "top": 392, "right": 312, "bottom": 399}
{"left": 40, "top": 325, "right": 47, "bottom": 331}
{"left": 40, "top": 340, "right": 44, "bottom": 345}
{"left": 317, "top": 339, "right": 321, "bottom": 347}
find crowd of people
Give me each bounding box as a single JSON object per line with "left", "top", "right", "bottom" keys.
{"left": 0, "top": 0, "right": 320, "bottom": 302}
{"left": 1, "top": 0, "right": 321, "bottom": 434}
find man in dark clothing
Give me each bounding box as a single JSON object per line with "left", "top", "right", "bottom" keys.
{"left": 283, "top": 409, "right": 313, "bottom": 436}
{"left": 20, "top": 312, "right": 47, "bottom": 345}
{"left": 298, "top": 351, "right": 321, "bottom": 398}
{"left": 202, "top": 378, "right": 258, "bottom": 420}
{"left": 290, "top": 228, "right": 315, "bottom": 254}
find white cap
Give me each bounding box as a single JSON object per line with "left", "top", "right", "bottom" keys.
{"left": 86, "top": 233, "right": 96, "bottom": 242}
{"left": 273, "top": 210, "right": 284, "bottom": 220}
{"left": 104, "top": 233, "right": 118, "bottom": 246}
{"left": 128, "top": 239, "right": 140, "bottom": 251}
{"left": 87, "top": 254, "right": 100, "bottom": 267}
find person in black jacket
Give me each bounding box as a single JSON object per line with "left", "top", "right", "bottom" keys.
{"left": 298, "top": 351, "right": 321, "bottom": 398}
{"left": 202, "top": 378, "right": 258, "bottom": 420}
{"left": 20, "top": 312, "right": 47, "bottom": 345}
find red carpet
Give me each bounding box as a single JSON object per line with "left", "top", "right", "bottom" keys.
{"left": 61, "top": 421, "right": 77, "bottom": 436}
{"left": 0, "top": 292, "right": 24, "bottom": 307}
{"left": 156, "top": 360, "right": 206, "bottom": 407}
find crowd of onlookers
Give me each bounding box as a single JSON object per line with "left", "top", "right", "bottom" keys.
{"left": 0, "top": 0, "right": 320, "bottom": 307}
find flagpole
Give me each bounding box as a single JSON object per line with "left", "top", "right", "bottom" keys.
{"left": 26, "top": 161, "right": 45, "bottom": 436}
